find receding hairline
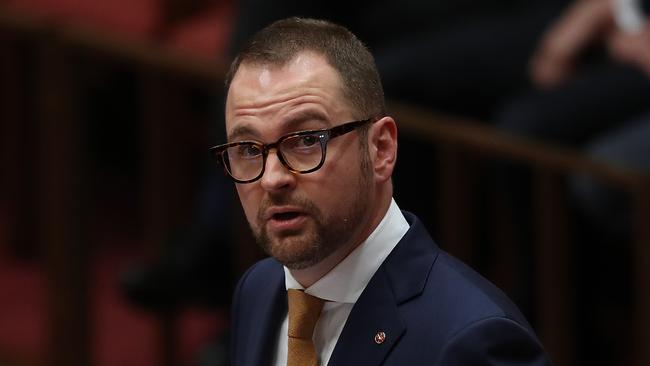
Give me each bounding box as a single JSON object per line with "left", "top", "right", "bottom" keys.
{"left": 226, "top": 50, "right": 357, "bottom": 116}
{"left": 232, "top": 49, "right": 337, "bottom": 79}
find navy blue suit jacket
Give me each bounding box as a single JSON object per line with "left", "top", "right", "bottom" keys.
{"left": 231, "top": 212, "right": 552, "bottom": 365}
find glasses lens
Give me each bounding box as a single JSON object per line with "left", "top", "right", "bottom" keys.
{"left": 224, "top": 143, "right": 264, "bottom": 181}
{"left": 279, "top": 133, "right": 325, "bottom": 172}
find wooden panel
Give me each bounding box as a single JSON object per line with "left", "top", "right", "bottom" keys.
{"left": 0, "top": 32, "right": 38, "bottom": 257}
{"left": 437, "top": 146, "right": 477, "bottom": 266}
{"left": 633, "top": 181, "right": 650, "bottom": 366}
{"left": 35, "top": 42, "right": 89, "bottom": 366}
{"left": 533, "top": 170, "right": 572, "bottom": 366}
{"left": 140, "top": 72, "right": 189, "bottom": 366}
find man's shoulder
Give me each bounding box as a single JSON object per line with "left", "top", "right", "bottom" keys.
{"left": 231, "top": 257, "right": 287, "bottom": 365}
{"left": 235, "top": 257, "right": 283, "bottom": 294}
{"left": 428, "top": 251, "right": 529, "bottom": 322}
{"left": 393, "top": 212, "right": 533, "bottom": 330}
{"left": 232, "top": 257, "right": 285, "bottom": 327}
{"left": 412, "top": 250, "right": 548, "bottom": 363}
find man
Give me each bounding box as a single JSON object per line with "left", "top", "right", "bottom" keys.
{"left": 213, "top": 17, "right": 551, "bottom": 365}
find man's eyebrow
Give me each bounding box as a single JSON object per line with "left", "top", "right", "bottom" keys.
{"left": 228, "top": 125, "right": 259, "bottom": 142}
{"left": 282, "top": 110, "right": 330, "bottom": 131}
{"left": 228, "top": 111, "right": 330, "bottom": 142}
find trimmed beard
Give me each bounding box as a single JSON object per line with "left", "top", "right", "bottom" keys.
{"left": 253, "top": 150, "right": 373, "bottom": 269}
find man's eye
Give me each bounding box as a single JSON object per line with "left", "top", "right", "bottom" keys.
{"left": 282, "top": 134, "right": 321, "bottom": 155}
{"left": 296, "top": 135, "right": 319, "bottom": 148}
{"left": 237, "top": 144, "right": 262, "bottom": 158}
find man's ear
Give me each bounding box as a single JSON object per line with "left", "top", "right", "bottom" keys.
{"left": 369, "top": 116, "right": 398, "bottom": 182}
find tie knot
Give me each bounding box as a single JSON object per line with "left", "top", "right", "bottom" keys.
{"left": 287, "top": 289, "right": 325, "bottom": 339}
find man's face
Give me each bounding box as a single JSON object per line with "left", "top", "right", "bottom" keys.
{"left": 225, "top": 52, "right": 375, "bottom": 270}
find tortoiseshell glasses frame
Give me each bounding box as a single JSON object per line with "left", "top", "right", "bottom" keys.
{"left": 209, "top": 118, "right": 375, "bottom": 183}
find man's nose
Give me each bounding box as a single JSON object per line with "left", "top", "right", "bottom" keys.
{"left": 260, "top": 150, "right": 296, "bottom": 192}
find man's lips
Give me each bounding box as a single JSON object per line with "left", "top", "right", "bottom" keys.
{"left": 262, "top": 206, "right": 309, "bottom": 232}
{"left": 262, "top": 206, "right": 307, "bottom": 220}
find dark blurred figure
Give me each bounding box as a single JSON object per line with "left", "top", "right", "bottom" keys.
{"left": 497, "top": 0, "right": 650, "bottom": 151}
{"left": 570, "top": 112, "right": 650, "bottom": 234}
{"left": 494, "top": 0, "right": 650, "bottom": 363}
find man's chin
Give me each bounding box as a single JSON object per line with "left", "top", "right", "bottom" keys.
{"left": 260, "top": 233, "right": 324, "bottom": 269}
{"left": 280, "top": 257, "right": 321, "bottom": 270}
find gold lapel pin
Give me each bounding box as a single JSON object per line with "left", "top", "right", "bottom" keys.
{"left": 374, "top": 331, "right": 386, "bottom": 344}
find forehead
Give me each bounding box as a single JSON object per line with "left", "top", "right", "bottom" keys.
{"left": 225, "top": 52, "right": 351, "bottom": 137}
{"left": 230, "top": 52, "right": 343, "bottom": 100}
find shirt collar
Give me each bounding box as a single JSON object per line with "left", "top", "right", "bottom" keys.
{"left": 284, "top": 198, "right": 410, "bottom": 303}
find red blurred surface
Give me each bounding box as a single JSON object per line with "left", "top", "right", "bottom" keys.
{"left": 0, "top": 207, "right": 227, "bottom": 366}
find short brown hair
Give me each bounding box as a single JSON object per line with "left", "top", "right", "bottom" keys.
{"left": 225, "top": 17, "right": 386, "bottom": 119}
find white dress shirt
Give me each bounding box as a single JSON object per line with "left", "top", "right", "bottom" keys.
{"left": 613, "top": 0, "right": 646, "bottom": 32}
{"left": 272, "top": 198, "right": 410, "bottom": 366}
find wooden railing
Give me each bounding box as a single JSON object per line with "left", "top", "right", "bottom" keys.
{"left": 1, "top": 5, "right": 649, "bottom": 366}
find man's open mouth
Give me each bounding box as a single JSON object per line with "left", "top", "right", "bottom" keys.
{"left": 273, "top": 212, "right": 302, "bottom": 221}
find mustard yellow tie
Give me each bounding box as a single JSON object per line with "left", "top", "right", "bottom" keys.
{"left": 287, "top": 289, "right": 325, "bottom": 366}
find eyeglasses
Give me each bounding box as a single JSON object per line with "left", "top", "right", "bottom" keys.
{"left": 210, "top": 118, "right": 374, "bottom": 183}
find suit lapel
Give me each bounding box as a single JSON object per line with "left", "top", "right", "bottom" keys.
{"left": 328, "top": 212, "right": 439, "bottom": 366}
{"left": 247, "top": 262, "right": 287, "bottom": 366}
{"left": 327, "top": 268, "right": 406, "bottom": 365}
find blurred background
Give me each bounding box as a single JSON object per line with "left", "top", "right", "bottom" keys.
{"left": 1, "top": 0, "right": 649, "bottom": 365}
